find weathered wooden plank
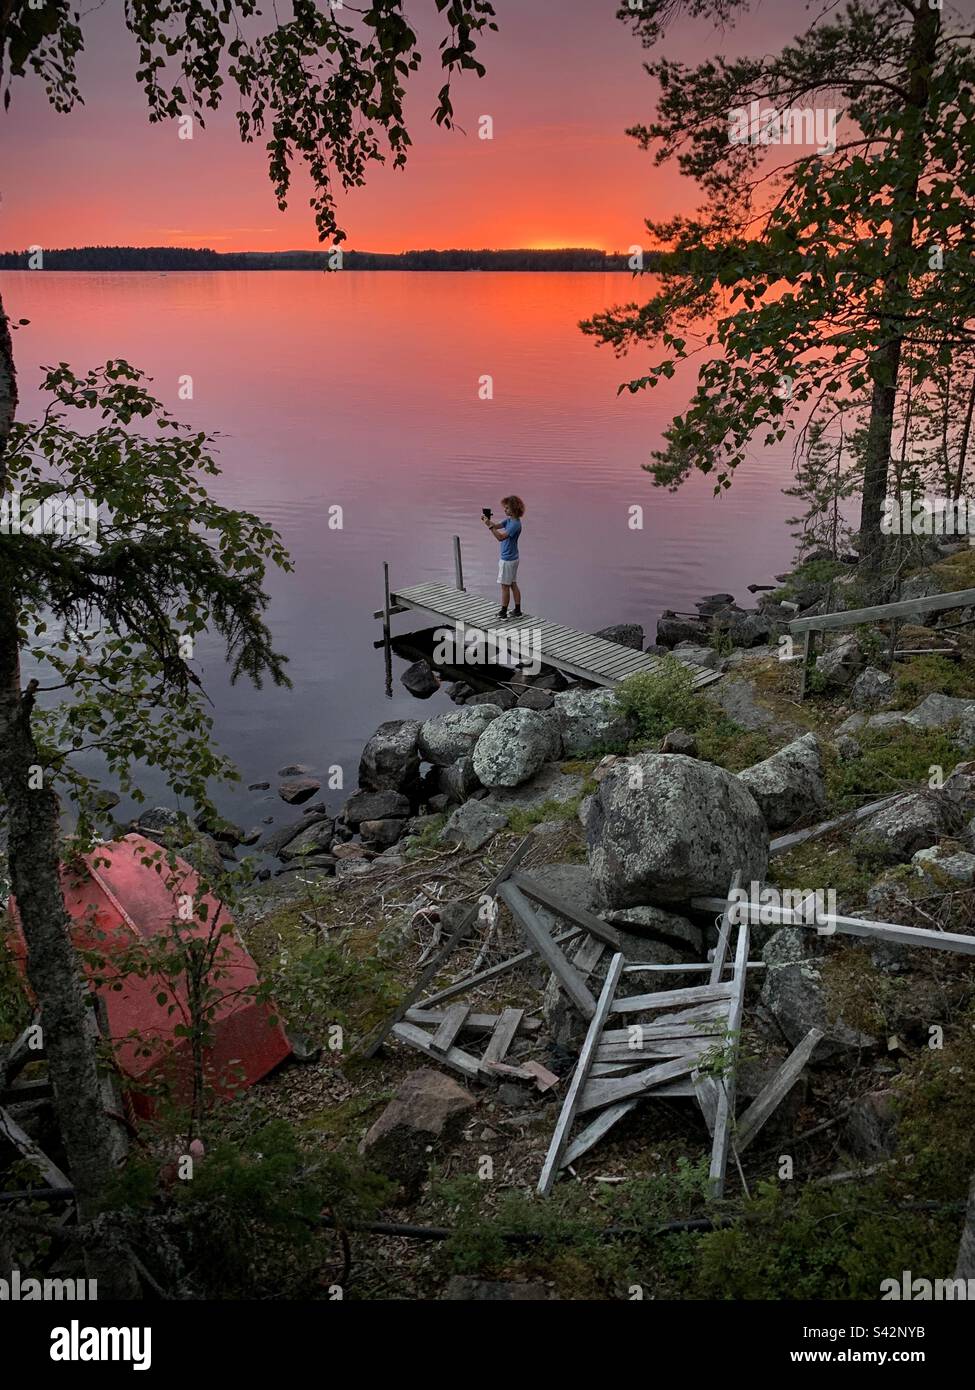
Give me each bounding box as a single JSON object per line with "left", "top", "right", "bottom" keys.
{"left": 498, "top": 882, "right": 598, "bottom": 1019}
{"left": 610, "top": 983, "right": 735, "bottom": 1014}
{"left": 0, "top": 1105, "right": 70, "bottom": 1188}
{"left": 579, "top": 1055, "right": 697, "bottom": 1113}
{"left": 600, "top": 1011, "right": 728, "bottom": 1042}
{"left": 537, "top": 954, "right": 626, "bottom": 1197}
{"left": 708, "top": 917, "right": 750, "bottom": 1197}
{"left": 735, "top": 1028, "right": 823, "bottom": 1154}
{"left": 416, "top": 928, "right": 581, "bottom": 1009}
{"left": 429, "top": 1003, "right": 471, "bottom": 1055}
{"left": 769, "top": 795, "right": 903, "bottom": 857}
{"left": 391, "top": 1022, "right": 488, "bottom": 1083}
{"left": 360, "top": 836, "right": 533, "bottom": 1057}
{"left": 624, "top": 960, "right": 765, "bottom": 974}
{"left": 562, "top": 1100, "right": 638, "bottom": 1167}
{"left": 689, "top": 895, "right": 975, "bottom": 958}
{"left": 789, "top": 586, "right": 975, "bottom": 634}
{"left": 710, "top": 870, "right": 742, "bottom": 986}
{"left": 481, "top": 1008, "right": 525, "bottom": 1067}
{"left": 405, "top": 1007, "right": 540, "bottom": 1035}
{"left": 693, "top": 1070, "right": 719, "bottom": 1136}
{"left": 596, "top": 1039, "right": 712, "bottom": 1062}
{"left": 511, "top": 873, "right": 623, "bottom": 950}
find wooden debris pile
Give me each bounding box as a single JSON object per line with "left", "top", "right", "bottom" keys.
{"left": 363, "top": 834, "right": 975, "bottom": 1198}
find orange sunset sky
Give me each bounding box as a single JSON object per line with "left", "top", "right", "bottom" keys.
{"left": 1, "top": 0, "right": 814, "bottom": 253}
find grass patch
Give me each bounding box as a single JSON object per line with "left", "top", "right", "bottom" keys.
{"left": 506, "top": 796, "right": 583, "bottom": 834}
{"left": 826, "top": 724, "right": 961, "bottom": 811}
{"left": 892, "top": 654, "right": 975, "bottom": 707}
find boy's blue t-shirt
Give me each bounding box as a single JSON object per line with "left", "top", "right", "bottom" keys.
{"left": 499, "top": 517, "right": 521, "bottom": 560}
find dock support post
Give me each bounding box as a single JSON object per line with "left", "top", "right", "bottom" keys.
{"left": 799, "top": 628, "right": 817, "bottom": 701}
{"left": 453, "top": 535, "right": 465, "bottom": 591}
{"left": 382, "top": 561, "right": 393, "bottom": 697}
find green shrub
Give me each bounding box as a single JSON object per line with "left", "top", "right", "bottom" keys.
{"left": 615, "top": 658, "right": 711, "bottom": 740}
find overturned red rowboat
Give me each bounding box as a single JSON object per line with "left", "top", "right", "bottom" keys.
{"left": 6, "top": 833, "right": 291, "bottom": 1116}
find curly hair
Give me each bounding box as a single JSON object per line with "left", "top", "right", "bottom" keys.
{"left": 502, "top": 495, "right": 525, "bottom": 518}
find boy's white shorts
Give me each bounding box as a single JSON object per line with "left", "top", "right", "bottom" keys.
{"left": 498, "top": 559, "right": 519, "bottom": 584}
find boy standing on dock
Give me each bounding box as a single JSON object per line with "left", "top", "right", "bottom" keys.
{"left": 483, "top": 496, "right": 525, "bottom": 619}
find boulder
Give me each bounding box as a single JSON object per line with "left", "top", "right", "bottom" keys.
{"left": 955, "top": 707, "right": 975, "bottom": 751}
{"left": 660, "top": 728, "right": 698, "bottom": 756}
{"left": 278, "top": 763, "right": 310, "bottom": 777}
{"left": 553, "top": 689, "right": 635, "bottom": 757}
{"left": 695, "top": 593, "right": 735, "bottom": 616}
{"left": 656, "top": 612, "right": 709, "bottom": 647}
{"left": 447, "top": 681, "right": 474, "bottom": 704}
{"left": 603, "top": 904, "right": 703, "bottom": 956}
{"left": 815, "top": 634, "right": 865, "bottom": 689}
{"left": 400, "top": 660, "right": 440, "bottom": 699}
{"left": 737, "top": 733, "right": 826, "bottom": 831}
{"left": 911, "top": 844, "right": 975, "bottom": 885}
{"left": 260, "top": 814, "right": 330, "bottom": 858}
{"left": 180, "top": 833, "right": 227, "bottom": 883}
{"left": 359, "top": 1068, "right": 476, "bottom": 1197}
{"left": 359, "top": 818, "right": 407, "bottom": 850}
{"left": 343, "top": 789, "right": 411, "bottom": 827}
{"left": 853, "top": 792, "right": 966, "bottom": 863}
{"left": 358, "top": 719, "right": 422, "bottom": 794}
{"left": 472, "top": 708, "right": 562, "bottom": 789}
{"left": 440, "top": 802, "right": 510, "bottom": 852}
{"left": 904, "top": 692, "right": 975, "bottom": 731}
{"left": 516, "top": 687, "right": 555, "bottom": 711}
{"left": 278, "top": 776, "right": 321, "bottom": 805}
{"left": 333, "top": 842, "right": 373, "bottom": 861}
{"left": 673, "top": 643, "right": 720, "bottom": 670}
{"left": 279, "top": 818, "right": 336, "bottom": 861}
{"left": 851, "top": 666, "right": 895, "bottom": 710}
{"left": 466, "top": 687, "right": 518, "bottom": 710}
{"left": 438, "top": 756, "right": 481, "bottom": 803}
{"left": 482, "top": 763, "right": 584, "bottom": 816}
{"left": 760, "top": 928, "right": 878, "bottom": 1060}
{"left": 593, "top": 623, "right": 644, "bottom": 650}
{"left": 715, "top": 607, "right": 771, "bottom": 648}
{"left": 844, "top": 1089, "right": 898, "bottom": 1161}
{"left": 419, "top": 705, "right": 502, "bottom": 766}
{"left": 944, "top": 761, "right": 975, "bottom": 812}
{"left": 586, "top": 753, "right": 769, "bottom": 906}
{"left": 129, "top": 806, "right": 193, "bottom": 840}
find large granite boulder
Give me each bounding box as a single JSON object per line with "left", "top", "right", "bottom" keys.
{"left": 853, "top": 791, "right": 966, "bottom": 863}
{"left": 472, "top": 708, "right": 562, "bottom": 788}
{"left": 656, "top": 612, "right": 709, "bottom": 647}
{"left": 358, "top": 719, "right": 422, "bottom": 793}
{"left": 586, "top": 753, "right": 769, "bottom": 906}
{"left": 737, "top": 733, "right": 826, "bottom": 831}
{"left": 553, "top": 688, "right": 635, "bottom": 757}
{"left": 419, "top": 705, "right": 502, "bottom": 766}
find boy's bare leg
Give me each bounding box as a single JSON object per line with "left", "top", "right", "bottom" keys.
{"left": 499, "top": 583, "right": 511, "bottom": 612}
{"left": 511, "top": 582, "right": 521, "bottom": 610}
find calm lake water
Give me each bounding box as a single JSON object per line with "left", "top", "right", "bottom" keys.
{"left": 2, "top": 270, "right": 799, "bottom": 828}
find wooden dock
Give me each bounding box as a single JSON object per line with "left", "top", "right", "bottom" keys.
{"left": 386, "top": 579, "right": 721, "bottom": 689}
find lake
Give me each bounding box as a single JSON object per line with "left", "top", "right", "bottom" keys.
{"left": 1, "top": 270, "right": 799, "bottom": 828}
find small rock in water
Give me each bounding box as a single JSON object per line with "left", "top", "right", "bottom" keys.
{"left": 278, "top": 763, "right": 310, "bottom": 777}
{"left": 278, "top": 776, "right": 322, "bottom": 805}
{"left": 248, "top": 781, "right": 271, "bottom": 791}
{"left": 401, "top": 659, "right": 440, "bottom": 699}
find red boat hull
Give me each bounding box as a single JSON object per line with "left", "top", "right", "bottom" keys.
{"left": 6, "top": 834, "right": 291, "bottom": 1117}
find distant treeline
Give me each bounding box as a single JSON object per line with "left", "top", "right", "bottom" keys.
{"left": 0, "top": 245, "right": 664, "bottom": 272}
